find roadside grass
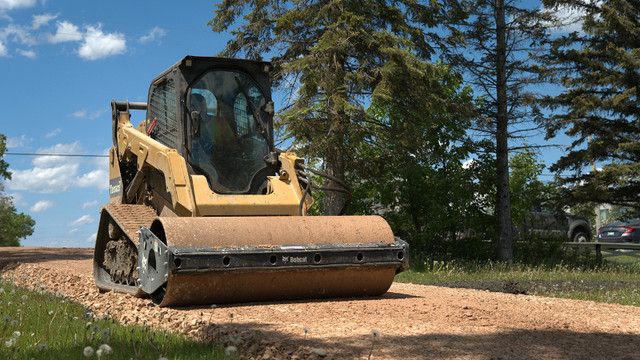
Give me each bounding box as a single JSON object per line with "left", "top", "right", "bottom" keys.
{"left": 396, "top": 252, "right": 640, "bottom": 307}
{"left": 0, "top": 280, "right": 228, "bottom": 360}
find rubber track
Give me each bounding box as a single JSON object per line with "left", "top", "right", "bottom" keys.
{"left": 103, "top": 204, "right": 158, "bottom": 244}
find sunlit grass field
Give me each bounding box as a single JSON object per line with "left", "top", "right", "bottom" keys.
{"left": 396, "top": 251, "right": 640, "bottom": 307}
{"left": 0, "top": 280, "right": 228, "bottom": 360}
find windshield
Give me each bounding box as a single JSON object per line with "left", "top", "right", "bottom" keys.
{"left": 188, "top": 70, "right": 270, "bottom": 193}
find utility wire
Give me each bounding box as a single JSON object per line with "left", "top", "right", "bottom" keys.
{"left": 3, "top": 152, "right": 108, "bottom": 158}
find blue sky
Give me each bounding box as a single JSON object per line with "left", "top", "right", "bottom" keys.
{"left": 1, "top": 0, "right": 232, "bottom": 247}
{"left": 1, "top": 0, "right": 584, "bottom": 247}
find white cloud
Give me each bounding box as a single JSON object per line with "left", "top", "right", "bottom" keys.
{"left": 69, "top": 228, "right": 79, "bottom": 234}
{"left": 0, "top": 40, "right": 6, "bottom": 56}
{"left": 543, "top": 2, "right": 601, "bottom": 35}
{"left": 82, "top": 200, "right": 99, "bottom": 209}
{"left": 0, "top": 0, "right": 37, "bottom": 11}
{"left": 5, "top": 134, "right": 31, "bottom": 149}
{"left": 85, "top": 232, "right": 97, "bottom": 243}
{"left": 45, "top": 128, "right": 61, "bottom": 138}
{"left": 16, "top": 48, "right": 35, "bottom": 58}
{"left": 76, "top": 167, "right": 108, "bottom": 189}
{"left": 1, "top": 23, "right": 37, "bottom": 46}
{"left": 70, "top": 108, "right": 104, "bottom": 120}
{"left": 48, "top": 21, "right": 82, "bottom": 43}
{"left": 7, "top": 192, "right": 25, "bottom": 206}
{"left": 78, "top": 25, "right": 126, "bottom": 60}
{"left": 30, "top": 200, "right": 53, "bottom": 212}
{"left": 32, "top": 13, "right": 58, "bottom": 29}
{"left": 6, "top": 142, "right": 109, "bottom": 193}
{"left": 139, "top": 26, "right": 166, "bottom": 43}
{"left": 68, "top": 214, "right": 94, "bottom": 227}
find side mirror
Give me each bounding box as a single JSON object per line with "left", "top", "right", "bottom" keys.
{"left": 191, "top": 110, "right": 201, "bottom": 137}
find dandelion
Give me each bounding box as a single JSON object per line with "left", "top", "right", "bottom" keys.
{"left": 92, "top": 324, "right": 101, "bottom": 333}
{"left": 2, "top": 315, "right": 11, "bottom": 323}
{"left": 158, "top": 356, "right": 169, "bottom": 360}
{"left": 225, "top": 346, "right": 238, "bottom": 356}
{"left": 38, "top": 343, "right": 49, "bottom": 351}
{"left": 303, "top": 327, "right": 309, "bottom": 335}
{"left": 371, "top": 329, "right": 380, "bottom": 339}
{"left": 99, "top": 344, "right": 113, "bottom": 355}
{"left": 83, "top": 346, "right": 94, "bottom": 357}
{"left": 86, "top": 322, "right": 93, "bottom": 329}
{"left": 96, "top": 349, "right": 103, "bottom": 357}
{"left": 21, "top": 294, "right": 28, "bottom": 301}
{"left": 10, "top": 319, "right": 18, "bottom": 326}
{"left": 5, "top": 338, "right": 16, "bottom": 348}
{"left": 48, "top": 311, "right": 54, "bottom": 315}
{"left": 0, "top": 288, "right": 4, "bottom": 293}
{"left": 13, "top": 331, "right": 21, "bottom": 338}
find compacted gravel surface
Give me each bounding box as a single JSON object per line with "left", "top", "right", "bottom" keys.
{"left": 1, "top": 247, "right": 640, "bottom": 359}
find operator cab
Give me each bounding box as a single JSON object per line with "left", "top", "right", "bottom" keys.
{"left": 146, "top": 56, "right": 277, "bottom": 195}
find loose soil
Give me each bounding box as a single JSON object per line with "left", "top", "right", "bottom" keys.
{"left": 1, "top": 247, "right": 640, "bottom": 359}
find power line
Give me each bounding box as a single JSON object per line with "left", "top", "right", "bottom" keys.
{"left": 3, "top": 152, "right": 108, "bottom": 158}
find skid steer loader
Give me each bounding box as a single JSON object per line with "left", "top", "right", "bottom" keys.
{"left": 93, "top": 56, "right": 408, "bottom": 306}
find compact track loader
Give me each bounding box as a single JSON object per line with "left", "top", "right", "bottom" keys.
{"left": 93, "top": 56, "right": 408, "bottom": 306}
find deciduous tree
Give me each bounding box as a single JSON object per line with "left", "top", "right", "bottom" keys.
{"left": 0, "top": 134, "right": 35, "bottom": 246}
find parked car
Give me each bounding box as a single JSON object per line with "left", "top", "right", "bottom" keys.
{"left": 597, "top": 219, "right": 640, "bottom": 243}
{"left": 519, "top": 211, "right": 592, "bottom": 242}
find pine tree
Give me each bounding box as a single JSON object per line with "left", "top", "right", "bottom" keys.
{"left": 448, "top": 0, "right": 551, "bottom": 262}
{"left": 209, "top": 0, "right": 464, "bottom": 214}
{"left": 541, "top": 0, "right": 640, "bottom": 208}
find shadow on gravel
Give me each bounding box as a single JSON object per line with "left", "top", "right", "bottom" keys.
{"left": 200, "top": 322, "right": 640, "bottom": 359}
{"left": 176, "top": 291, "right": 422, "bottom": 311}
{"left": 433, "top": 279, "right": 640, "bottom": 296}
{"left": 0, "top": 247, "right": 93, "bottom": 271}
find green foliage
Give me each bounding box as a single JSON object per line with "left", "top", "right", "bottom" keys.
{"left": 0, "top": 280, "right": 226, "bottom": 359}
{"left": 541, "top": 0, "right": 640, "bottom": 208}
{"left": 0, "top": 134, "right": 35, "bottom": 247}
{"left": 350, "top": 62, "right": 484, "bottom": 254}
{"left": 397, "top": 253, "right": 640, "bottom": 306}
{"left": 209, "top": 0, "right": 463, "bottom": 214}
{"left": 509, "top": 148, "right": 552, "bottom": 224}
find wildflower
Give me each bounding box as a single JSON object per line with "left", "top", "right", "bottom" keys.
{"left": 0, "top": 288, "right": 4, "bottom": 293}
{"left": 303, "top": 327, "right": 309, "bottom": 335}
{"left": 83, "top": 346, "right": 94, "bottom": 357}
{"left": 5, "top": 338, "right": 16, "bottom": 348}
{"left": 48, "top": 311, "right": 54, "bottom": 315}
{"left": 92, "top": 324, "right": 101, "bottom": 333}
{"left": 2, "top": 315, "right": 11, "bottom": 323}
{"left": 371, "top": 329, "right": 380, "bottom": 339}
{"left": 96, "top": 349, "right": 103, "bottom": 357}
{"left": 10, "top": 319, "right": 18, "bottom": 326}
{"left": 225, "top": 346, "right": 238, "bottom": 356}
{"left": 98, "top": 344, "right": 113, "bottom": 355}
{"left": 21, "top": 294, "right": 28, "bottom": 301}
{"left": 38, "top": 343, "right": 49, "bottom": 351}
{"left": 13, "top": 331, "right": 21, "bottom": 338}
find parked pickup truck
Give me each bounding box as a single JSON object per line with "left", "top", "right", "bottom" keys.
{"left": 519, "top": 211, "right": 592, "bottom": 242}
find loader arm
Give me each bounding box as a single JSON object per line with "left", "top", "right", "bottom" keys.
{"left": 110, "top": 100, "right": 196, "bottom": 216}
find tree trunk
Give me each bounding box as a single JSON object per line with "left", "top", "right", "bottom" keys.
{"left": 495, "top": 0, "right": 513, "bottom": 263}
{"left": 323, "top": 144, "right": 345, "bottom": 215}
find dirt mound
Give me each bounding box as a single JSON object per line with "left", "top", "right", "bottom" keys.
{"left": 1, "top": 247, "right": 640, "bottom": 359}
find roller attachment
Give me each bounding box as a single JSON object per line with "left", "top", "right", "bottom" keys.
{"left": 135, "top": 216, "right": 409, "bottom": 306}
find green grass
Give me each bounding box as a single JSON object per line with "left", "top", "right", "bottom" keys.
{"left": 396, "top": 253, "right": 640, "bottom": 307}
{"left": 0, "top": 280, "right": 228, "bottom": 360}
